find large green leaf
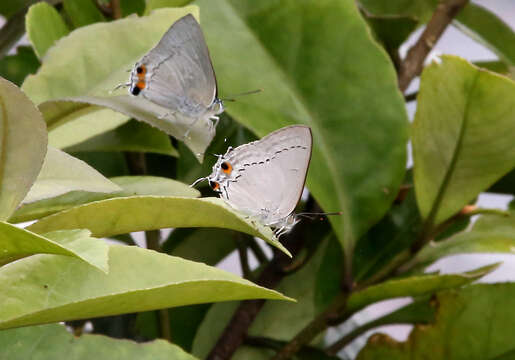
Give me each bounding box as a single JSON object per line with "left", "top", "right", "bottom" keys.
{"left": 346, "top": 263, "right": 498, "bottom": 313}
{"left": 0, "top": 244, "right": 291, "bottom": 330}
{"left": 11, "top": 176, "right": 200, "bottom": 223}
{"left": 65, "top": 119, "right": 178, "bottom": 156}
{"left": 0, "top": 223, "right": 108, "bottom": 272}
{"left": 408, "top": 211, "right": 515, "bottom": 272}
{"left": 357, "top": 284, "right": 515, "bottom": 360}
{"left": 26, "top": 2, "right": 70, "bottom": 59}
{"left": 22, "top": 147, "right": 121, "bottom": 204}
{"left": 413, "top": 56, "right": 515, "bottom": 226}
{"left": 0, "top": 323, "right": 198, "bottom": 359}
{"left": 191, "top": 0, "right": 408, "bottom": 261}
{"left": 21, "top": 7, "right": 214, "bottom": 161}
{"left": 0, "top": 77, "right": 47, "bottom": 220}
{"left": 26, "top": 196, "right": 290, "bottom": 256}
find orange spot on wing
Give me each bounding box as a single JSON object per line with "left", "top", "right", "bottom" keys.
{"left": 136, "top": 81, "right": 146, "bottom": 90}
{"left": 221, "top": 162, "right": 232, "bottom": 174}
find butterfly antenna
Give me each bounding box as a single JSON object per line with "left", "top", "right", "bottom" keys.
{"left": 296, "top": 211, "right": 343, "bottom": 220}
{"left": 221, "top": 89, "right": 263, "bottom": 102}
{"left": 190, "top": 177, "right": 207, "bottom": 188}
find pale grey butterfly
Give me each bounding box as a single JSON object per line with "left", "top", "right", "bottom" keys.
{"left": 193, "top": 125, "right": 313, "bottom": 237}
{"left": 124, "top": 14, "right": 223, "bottom": 133}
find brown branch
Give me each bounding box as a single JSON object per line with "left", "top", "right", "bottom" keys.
{"left": 206, "top": 221, "right": 311, "bottom": 360}
{"left": 397, "top": 0, "right": 470, "bottom": 92}
{"left": 271, "top": 293, "right": 350, "bottom": 360}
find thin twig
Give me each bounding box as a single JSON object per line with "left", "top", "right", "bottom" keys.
{"left": 111, "top": 0, "right": 122, "bottom": 19}
{"left": 0, "top": 9, "right": 26, "bottom": 58}
{"left": 236, "top": 236, "right": 252, "bottom": 280}
{"left": 248, "top": 237, "right": 269, "bottom": 264}
{"left": 397, "top": 0, "right": 470, "bottom": 92}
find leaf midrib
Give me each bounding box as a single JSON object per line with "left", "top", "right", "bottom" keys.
{"left": 426, "top": 70, "right": 481, "bottom": 226}
{"left": 222, "top": 1, "right": 349, "bottom": 242}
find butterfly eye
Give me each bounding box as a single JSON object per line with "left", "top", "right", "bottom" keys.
{"left": 221, "top": 162, "right": 232, "bottom": 174}
{"left": 210, "top": 181, "right": 220, "bottom": 191}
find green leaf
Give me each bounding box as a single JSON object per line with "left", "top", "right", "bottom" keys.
{"left": 63, "top": 0, "right": 106, "bottom": 28}
{"left": 0, "top": 244, "right": 291, "bottom": 329}
{"left": 409, "top": 210, "right": 515, "bottom": 272}
{"left": 0, "top": 223, "right": 108, "bottom": 272}
{"left": 454, "top": 3, "right": 515, "bottom": 66}
{"left": 489, "top": 168, "right": 515, "bottom": 194}
{"left": 21, "top": 7, "right": 214, "bottom": 161}
{"left": 22, "top": 147, "right": 121, "bottom": 204}
{"left": 26, "top": 197, "right": 290, "bottom": 256}
{"left": 163, "top": 228, "right": 236, "bottom": 265}
{"left": 70, "top": 151, "right": 129, "bottom": 178}
{"left": 358, "top": 0, "right": 436, "bottom": 24}
{"left": 346, "top": 263, "right": 498, "bottom": 313}
{"left": 0, "top": 77, "right": 47, "bottom": 220}
{"left": 40, "top": 101, "right": 130, "bottom": 149}
{"left": 65, "top": 119, "right": 178, "bottom": 156}
{"left": 26, "top": 2, "right": 70, "bottom": 59}
{"left": 0, "top": 46, "right": 40, "bottom": 86}
{"left": 357, "top": 284, "right": 515, "bottom": 360}
{"left": 413, "top": 56, "right": 515, "bottom": 226}
{"left": 11, "top": 176, "right": 199, "bottom": 223}
{"left": 193, "top": 0, "right": 408, "bottom": 260}
{"left": 0, "top": 323, "right": 200, "bottom": 359}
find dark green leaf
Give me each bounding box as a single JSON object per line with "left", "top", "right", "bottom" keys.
{"left": 63, "top": 0, "right": 106, "bottom": 28}
{"left": 193, "top": 0, "right": 408, "bottom": 260}
{"left": 0, "top": 46, "right": 40, "bottom": 86}
{"left": 120, "top": 0, "right": 145, "bottom": 17}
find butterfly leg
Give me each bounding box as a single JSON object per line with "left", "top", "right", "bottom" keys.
{"left": 110, "top": 81, "right": 131, "bottom": 94}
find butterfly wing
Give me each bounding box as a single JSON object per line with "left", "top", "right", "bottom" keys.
{"left": 134, "top": 14, "right": 217, "bottom": 115}
{"left": 221, "top": 126, "right": 312, "bottom": 224}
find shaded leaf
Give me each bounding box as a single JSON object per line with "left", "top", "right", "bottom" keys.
{"left": 22, "top": 147, "right": 121, "bottom": 204}
{"left": 26, "top": 2, "right": 70, "bottom": 59}
{"left": 192, "top": 0, "right": 408, "bottom": 260}
{"left": 0, "top": 323, "right": 199, "bottom": 359}
{"left": 0, "top": 77, "right": 47, "bottom": 220}
{"left": 145, "top": 0, "right": 194, "bottom": 14}
{"left": 11, "top": 176, "right": 199, "bottom": 223}
{"left": 346, "top": 263, "right": 498, "bottom": 313}
{"left": 120, "top": 0, "right": 145, "bottom": 17}
{"left": 22, "top": 7, "right": 214, "bottom": 161}
{"left": 163, "top": 227, "right": 236, "bottom": 265}
{"left": 65, "top": 119, "right": 178, "bottom": 156}
{"left": 71, "top": 151, "right": 129, "bottom": 178}
{"left": 63, "top": 0, "right": 106, "bottom": 28}
{"left": 413, "top": 56, "right": 515, "bottom": 225}
{"left": 357, "top": 284, "right": 515, "bottom": 360}
{"left": 0, "top": 223, "right": 108, "bottom": 272}
{"left": 0, "top": 244, "right": 291, "bottom": 329}
{"left": 26, "top": 197, "right": 290, "bottom": 256}
{"left": 0, "top": 46, "right": 40, "bottom": 86}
